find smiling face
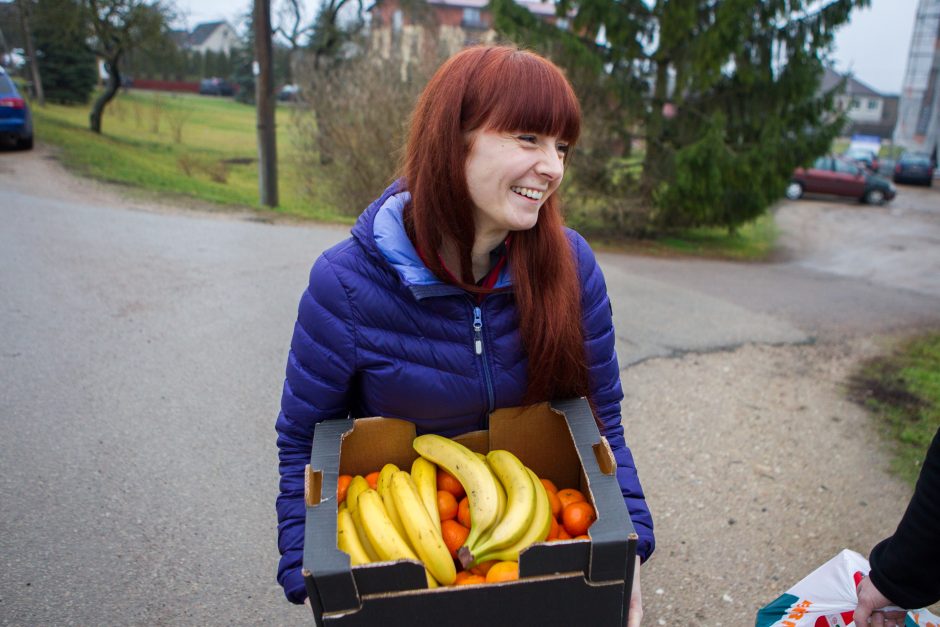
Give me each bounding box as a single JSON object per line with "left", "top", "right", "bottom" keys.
{"left": 464, "top": 128, "right": 568, "bottom": 241}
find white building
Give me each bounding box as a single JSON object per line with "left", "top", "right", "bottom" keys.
{"left": 187, "top": 21, "right": 240, "bottom": 56}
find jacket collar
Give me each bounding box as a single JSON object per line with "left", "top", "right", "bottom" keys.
{"left": 352, "top": 180, "right": 512, "bottom": 300}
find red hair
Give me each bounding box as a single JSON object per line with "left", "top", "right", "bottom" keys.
{"left": 402, "top": 46, "right": 588, "bottom": 403}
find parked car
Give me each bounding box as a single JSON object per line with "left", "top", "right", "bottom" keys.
{"left": 198, "top": 77, "right": 235, "bottom": 97}
{"left": 843, "top": 146, "right": 880, "bottom": 173}
{"left": 893, "top": 152, "right": 934, "bottom": 186}
{"left": 277, "top": 84, "right": 300, "bottom": 102}
{"left": 787, "top": 155, "right": 896, "bottom": 205}
{"left": 0, "top": 66, "right": 33, "bottom": 150}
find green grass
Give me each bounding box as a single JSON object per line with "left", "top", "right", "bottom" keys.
{"left": 849, "top": 331, "right": 940, "bottom": 486}
{"left": 589, "top": 212, "right": 778, "bottom": 261}
{"left": 31, "top": 91, "right": 344, "bottom": 222}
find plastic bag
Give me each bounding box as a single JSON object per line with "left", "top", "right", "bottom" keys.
{"left": 755, "top": 549, "right": 940, "bottom": 627}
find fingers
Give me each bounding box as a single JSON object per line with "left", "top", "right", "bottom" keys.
{"left": 627, "top": 605, "right": 643, "bottom": 627}
{"left": 854, "top": 606, "right": 872, "bottom": 626}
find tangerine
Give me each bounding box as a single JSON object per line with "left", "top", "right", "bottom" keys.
{"left": 454, "top": 571, "right": 486, "bottom": 585}
{"left": 562, "top": 501, "right": 597, "bottom": 537}
{"left": 547, "top": 490, "right": 562, "bottom": 520}
{"left": 437, "top": 490, "right": 458, "bottom": 521}
{"left": 457, "top": 496, "right": 472, "bottom": 528}
{"left": 555, "top": 527, "right": 572, "bottom": 541}
{"left": 470, "top": 560, "right": 498, "bottom": 576}
{"left": 441, "top": 519, "right": 470, "bottom": 560}
{"left": 484, "top": 561, "right": 519, "bottom": 583}
{"left": 539, "top": 478, "right": 558, "bottom": 494}
{"left": 364, "top": 471, "right": 380, "bottom": 490}
{"left": 546, "top": 516, "right": 559, "bottom": 541}
{"left": 437, "top": 468, "right": 466, "bottom": 500}
{"left": 337, "top": 474, "right": 352, "bottom": 505}
{"left": 556, "top": 488, "right": 586, "bottom": 509}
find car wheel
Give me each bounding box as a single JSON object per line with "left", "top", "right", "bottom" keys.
{"left": 785, "top": 181, "right": 803, "bottom": 200}
{"left": 864, "top": 189, "right": 886, "bottom": 205}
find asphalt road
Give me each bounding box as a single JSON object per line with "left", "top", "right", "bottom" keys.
{"left": 1, "top": 149, "right": 939, "bottom": 625}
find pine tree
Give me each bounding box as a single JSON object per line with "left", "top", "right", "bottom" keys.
{"left": 33, "top": 0, "right": 96, "bottom": 104}
{"left": 491, "top": 0, "right": 868, "bottom": 234}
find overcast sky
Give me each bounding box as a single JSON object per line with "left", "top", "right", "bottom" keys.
{"left": 176, "top": 0, "right": 921, "bottom": 95}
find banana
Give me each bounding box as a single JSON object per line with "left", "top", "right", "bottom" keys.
{"left": 472, "top": 467, "right": 553, "bottom": 565}
{"left": 337, "top": 504, "right": 371, "bottom": 566}
{"left": 357, "top": 488, "right": 438, "bottom": 589}
{"left": 410, "top": 457, "right": 440, "bottom": 530}
{"left": 377, "top": 463, "right": 411, "bottom": 544}
{"left": 479, "top": 453, "right": 508, "bottom": 522}
{"left": 413, "top": 434, "right": 501, "bottom": 552}
{"left": 460, "top": 449, "right": 536, "bottom": 567}
{"left": 390, "top": 470, "right": 457, "bottom": 585}
{"left": 346, "top": 475, "right": 381, "bottom": 562}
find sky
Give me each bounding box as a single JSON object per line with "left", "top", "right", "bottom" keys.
{"left": 175, "top": 0, "right": 921, "bottom": 95}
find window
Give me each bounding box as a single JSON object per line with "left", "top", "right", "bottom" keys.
{"left": 812, "top": 157, "right": 831, "bottom": 170}
{"left": 867, "top": 99, "right": 878, "bottom": 110}
{"left": 462, "top": 8, "right": 481, "bottom": 25}
{"left": 851, "top": 97, "right": 860, "bottom": 109}
{"left": 834, "top": 159, "right": 860, "bottom": 175}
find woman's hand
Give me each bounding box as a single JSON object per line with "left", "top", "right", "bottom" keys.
{"left": 854, "top": 576, "right": 904, "bottom": 627}
{"left": 628, "top": 559, "right": 642, "bottom": 626}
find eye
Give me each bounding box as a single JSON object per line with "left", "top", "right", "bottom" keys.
{"left": 556, "top": 143, "right": 570, "bottom": 156}
{"left": 517, "top": 134, "right": 538, "bottom": 144}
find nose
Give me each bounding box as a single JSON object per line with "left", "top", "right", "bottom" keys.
{"left": 535, "top": 145, "right": 564, "bottom": 181}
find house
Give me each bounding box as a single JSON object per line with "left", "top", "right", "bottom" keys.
{"left": 370, "top": 0, "right": 564, "bottom": 62}
{"left": 821, "top": 68, "right": 898, "bottom": 139}
{"left": 177, "top": 21, "right": 241, "bottom": 56}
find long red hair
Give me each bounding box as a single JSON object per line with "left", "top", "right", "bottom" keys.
{"left": 402, "top": 46, "right": 588, "bottom": 403}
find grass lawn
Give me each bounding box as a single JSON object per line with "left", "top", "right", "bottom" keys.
{"left": 31, "top": 90, "right": 344, "bottom": 223}
{"left": 849, "top": 331, "right": 940, "bottom": 487}
{"left": 33, "top": 90, "right": 775, "bottom": 258}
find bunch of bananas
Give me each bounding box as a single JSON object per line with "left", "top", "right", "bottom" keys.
{"left": 336, "top": 435, "right": 554, "bottom": 586}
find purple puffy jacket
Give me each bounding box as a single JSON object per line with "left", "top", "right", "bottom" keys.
{"left": 276, "top": 181, "right": 654, "bottom": 603}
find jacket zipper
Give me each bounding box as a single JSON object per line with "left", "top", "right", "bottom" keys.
{"left": 472, "top": 305, "right": 496, "bottom": 422}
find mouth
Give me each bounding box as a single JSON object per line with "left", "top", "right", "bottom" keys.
{"left": 510, "top": 186, "right": 544, "bottom": 201}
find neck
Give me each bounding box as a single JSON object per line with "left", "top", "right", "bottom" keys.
{"left": 439, "top": 229, "right": 508, "bottom": 283}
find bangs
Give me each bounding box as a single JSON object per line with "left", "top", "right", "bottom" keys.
{"left": 463, "top": 49, "right": 581, "bottom": 144}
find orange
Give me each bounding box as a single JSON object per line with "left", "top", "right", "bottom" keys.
{"left": 364, "top": 471, "right": 380, "bottom": 490}
{"left": 555, "top": 527, "right": 572, "bottom": 541}
{"left": 441, "top": 519, "right": 470, "bottom": 560}
{"left": 454, "top": 571, "right": 486, "bottom": 585}
{"left": 457, "top": 496, "right": 472, "bottom": 528}
{"left": 574, "top": 535, "right": 590, "bottom": 540}
{"left": 337, "top": 474, "right": 352, "bottom": 505}
{"left": 437, "top": 468, "right": 466, "bottom": 500}
{"left": 562, "top": 501, "right": 597, "bottom": 537}
{"left": 556, "top": 488, "right": 586, "bottom": 509}
{"left": 547, "top": 490, "right": 562, "bottom": 520}
{"left": 484, "top": 561, "right": 519, "bottom": 583}
{"left": 470, "top": 560, "right": 497, "bottom": 576}
{"left": 437, "top": 490, "right": 458, "bottom": 521}
{"left": 539, "top": 478, "right": 558, "bottom": 494}
{"left": 546, "top": 516, "right": 559, "bottom": 541}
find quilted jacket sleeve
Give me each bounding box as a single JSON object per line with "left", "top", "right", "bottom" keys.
{"left": 573, "top": 232, "right": 655, "bottom": 563}
{"left": 276, "top": 253, "right": 357, "bottom": 603}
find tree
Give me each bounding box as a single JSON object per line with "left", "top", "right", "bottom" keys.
{"left": 491, "top": 0, "right": 867, "bottom": 234}
{"left": 273, "top": 0, "right": 314, "bottom": 84}
{"left": 33, "top": 0, "right": 96, "bottom": 104}
{"left": 84, "top": 0, "right": 171, "bottom": 133}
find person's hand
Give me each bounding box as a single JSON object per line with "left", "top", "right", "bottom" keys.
{"left": 854, "top": 576, "right": 904, "bottom": 626}
{"left": 627, "top": 559, "right": 642, "bottom": 627}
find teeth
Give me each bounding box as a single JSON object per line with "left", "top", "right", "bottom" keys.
{"left": 511, "top": 186, "right": 543, "bottom": 200}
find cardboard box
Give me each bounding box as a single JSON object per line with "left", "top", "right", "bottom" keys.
{"left": 302, "top": 398, "right": 638, "bottom": 626}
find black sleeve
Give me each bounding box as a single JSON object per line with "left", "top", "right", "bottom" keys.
{"left": 868, "top": 427, "right": 940, "bottom": 609}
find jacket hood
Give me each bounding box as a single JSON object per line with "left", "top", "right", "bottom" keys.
{"left": 350, "top": 180, "right": 511, "bottom": 300}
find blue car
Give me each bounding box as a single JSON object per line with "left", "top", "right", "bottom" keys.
{"left": 0, "top": 67, "right": 33, "bottom": 150}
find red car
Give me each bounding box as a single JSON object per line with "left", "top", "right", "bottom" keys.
{"left": 787, "top": 156, "right": 896, "bottom": 205}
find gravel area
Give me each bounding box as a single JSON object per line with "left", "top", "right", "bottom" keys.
{"left": 631, "top": 338, "right": 940, "bottom": 623}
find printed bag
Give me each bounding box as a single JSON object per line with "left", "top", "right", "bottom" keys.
{"left": 755, "top": 549, "right": 940, "bottom": 627}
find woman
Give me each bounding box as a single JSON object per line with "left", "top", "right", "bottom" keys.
{"left": 275, "top": 45, "right": 654, "bottom": 623}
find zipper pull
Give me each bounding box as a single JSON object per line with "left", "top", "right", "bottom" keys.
{"left": 473, "top": 306, "right": 483, "bottom": 355}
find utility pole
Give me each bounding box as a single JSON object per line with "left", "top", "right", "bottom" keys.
{"left": 253, "top": 0, "right": 278, "bottom": 207}
{"left": 16, "top": 0, "right": 44, "bottom": 106}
